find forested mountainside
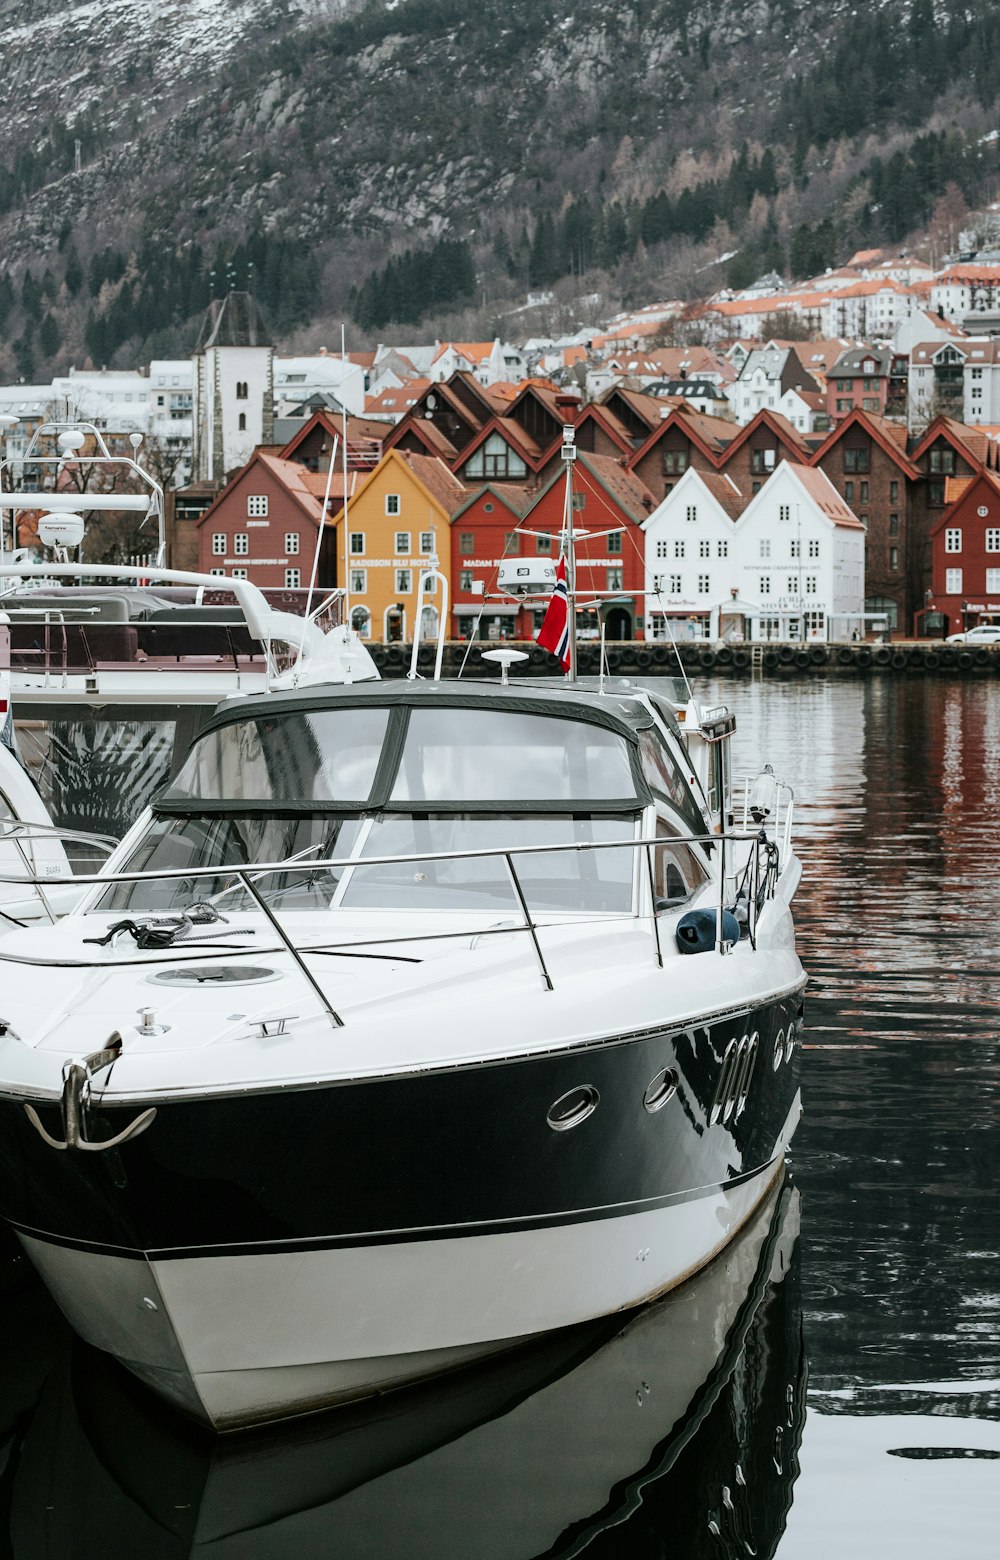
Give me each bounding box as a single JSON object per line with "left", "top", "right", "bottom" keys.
{"left": 3, "top": 0, "right": 1000, "bottom": 376}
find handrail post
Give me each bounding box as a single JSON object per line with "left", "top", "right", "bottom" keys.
{"left": 645, "top": 843, "right": 663, "bottom": 968}
{"left": 503, "top": 852, "right": 553, "bottom": 991}
{"left": 237, "top": 870, "right": 344, "bottom": 1028}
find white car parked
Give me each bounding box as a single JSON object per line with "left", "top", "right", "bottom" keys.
{"left": 945, "top": 624, "right": 1000, "bottom": 644}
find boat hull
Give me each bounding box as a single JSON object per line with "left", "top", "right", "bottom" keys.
{"left": 0, "top": 991, "right": 803, "bottom": 1429}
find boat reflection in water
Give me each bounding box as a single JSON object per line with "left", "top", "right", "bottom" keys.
{"left": 1, "top": 1177, "right": 803, "bottom": 1559}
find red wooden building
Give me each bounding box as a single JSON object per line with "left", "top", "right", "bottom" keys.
{"left": 923, "top": 468, "right": 1000, "bottom": 636}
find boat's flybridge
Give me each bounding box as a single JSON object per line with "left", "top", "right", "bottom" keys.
{"left": 89, "top": 686, "right": 713, "bottom": 926}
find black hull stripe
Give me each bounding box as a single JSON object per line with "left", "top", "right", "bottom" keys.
{"left": 8, "top": 1159, "right": 780, "bottom": 1263}
{"left": 0, "top": 980, "right": 808, "bottom": 1109}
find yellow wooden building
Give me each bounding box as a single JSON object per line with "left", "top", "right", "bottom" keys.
{"left": 329, "top": 449, "right": 467, "bottom": 642}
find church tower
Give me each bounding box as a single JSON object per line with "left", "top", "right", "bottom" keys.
{"left": 192, "top": 292, "right": 274, "bottom": 482}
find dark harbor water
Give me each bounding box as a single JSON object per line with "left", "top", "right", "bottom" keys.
{"left": 1, "top": 673, "right": 998, "bottom": 1556}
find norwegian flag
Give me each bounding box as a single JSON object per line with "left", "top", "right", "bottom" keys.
{"left": 537, "top": 555, "right": 571, "bottom": 673}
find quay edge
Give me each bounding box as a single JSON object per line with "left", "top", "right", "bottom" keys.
{"left": 366, "top": 640, "right": 1000, "bottom": 679}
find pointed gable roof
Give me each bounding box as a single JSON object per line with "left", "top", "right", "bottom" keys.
{"left": 911, "top": 415, "right": 992, "bottom": 470}
{"left": 717, "top": 408, "right": 813, "bottom": 466}
{"left": 809, "top": 407, "right": 920, "bottom": 477}
{"left": 328, "top": 447, "right": 468, "bottom": 527}
{"left": 929, "top": 467, "right": 1000, "bottom": 536}
{"left": 627, "top": 402, "right": 736, "bottom": 470}
{"left": 195, "top": 451, "right": 324, "bottom": 529}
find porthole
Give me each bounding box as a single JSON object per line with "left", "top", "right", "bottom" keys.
{"left": 547, "top": 1084, "right": 599, "bottom": 1132}
{"left": 785, "top": 1022, "right": 798, "bottom": 1063}
{"left": 773, "top": 1028, "right": 785, "bottom": 1070}
{"left": 643, "top": 1067, "right": 678, "bottom": 1114}
{"left": 734, "top": 1032, "right": 759, "bottom": 1117}
{"left": 709, "top": 1039, "right": 740, "bottom": 1125}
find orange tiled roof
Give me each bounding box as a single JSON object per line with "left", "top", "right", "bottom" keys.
{"left": 394, "top": 449, "right": 469, "bottom": 515}
{"left": 364, "top": 379, "right": 432, "bottom": 415}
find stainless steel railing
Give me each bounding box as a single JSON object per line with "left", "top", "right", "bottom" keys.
{"left": 0, "top": 827, "right": 795, "bottom": 1023}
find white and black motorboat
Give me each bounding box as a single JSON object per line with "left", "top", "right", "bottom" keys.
{"left": 0, "top": 649, "right": 804, "bottom": 1429}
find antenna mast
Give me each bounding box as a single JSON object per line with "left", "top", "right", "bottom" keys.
{"left": 561, "top": 421, "right": 578, "bottom": 682}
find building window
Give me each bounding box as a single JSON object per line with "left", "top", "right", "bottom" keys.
{"left": 669, "top": 573, "right": 682, "bottom": 593}
{"left": 351, "top": 605, "right": 371, "bottom": 638}
{"left": 778, "top": 505, "right": 790, "bottom": 522}
{"left": 889, "top": 546, "right": 899, "bottom": 570}
{"left": 685, "top": 505, "right": 697, "bottom": 523}
{"left": 698, "top": 574, "right": 711, "bottom": 594}
{"left": 536, "top": 531, "right": 552, "bottom": 553}
{"left": 674, "top": 540, "right": 685, "bottom": 558}
{"left": 790, "top": 539, "right": 800, "bottom": 558}
{"left": 459, "top": 532, "right": 474, "bottom": 555}
{"left": 464, "top": 432, "right": 528, "bottom": 481}
{"left": 717, "top": 540, "right": 728, "bottom": 558}
{"left": 751, "top": 449, "right": 775, "bottom": 474}
{"left": 247, "top": 495, "right": 268, "bottom": 517}
{"left": 231, "top": 568, "right": 248, "bottom": 580}
{"left": 986, "top": 528, "right": 1000, "bottom": 552}
{"left": 752, "top": 481, "right": 761, "bottom": 495}
{"left": 759, "top": 575, "right": 771, "bottom": 594}
{"left": 844, "top": 481, "right": 854, "bottom": 502}
{"left": 759, "top": 539, "right": 771, "bottom": 559}
{"left": 394, "top": 531, "right": 411, "bottom": 554}
{"left": 459, "top": 568, "right": 474, "bottom": 591}
{"left": 284, "top": 568, "right": 301, "bottom": 588}
{"left": 386, "top": 494, "right": 401, "bottom": 516}
{"left": 656, "top": 540, "right": 669, "bottom": 559}
{"left": 804, "top": 610, "right": 825, "bottom": 635}
{"left": 859, "top": 481, "right": 869, "bottom": 502}
{"left": 862, "top": 398, "right": 879, "bottom": 412}
{"left": 986, "top": 568, "right": 1000, "bottom": 592}
{"left": 572, "top": 492, "right": 586, "bottom": 511}
{"left": 212, "top": 533, "right": 226, "bottom": 556}
{"left": 235, "top": 382, "right": 248, "bottom": 400}
{"left": 843, "top": 448, "right": 870, "bottom": 473}
{"left": 945, "top": 528, "right": 962, "bottom": 553}
{"left": 350, "top": 531, "right": 365, "bottom": 554}
{"left": 420, "top": 531, "right": 435, "bottom": 554}
{"left": 285, "top": 532, "right": 300, "bottom": 555}
{"left": 663, "top": 450, "right": 688, "bottom": 475}
{"left": 607, "top": 566, "right": 624, "bottom": 590}
{"left": 234, "top": 533, "right": 249, "bottom": 556}
{"left": 889, "top": 513, "right": 900, "bottom": 536}
{"left": 504, "top": 531, "right": 520, "bottom": 554}
{"left": 929, "top": 448, "right": 955, "bottom": 474}
{"left": 350, "top": 568, "right": 366, "bottom": 593}
{"left": 699, "top": 539, "right": 711, "bottom": 558}
{"left": 929, "top": 482, "right": 945, "bottom": 506}
{"left": 945, "top": 567, "right": 963, "bottom": 594}
{"left": 608, "top": 530, "right": 622, "bottom": 553}
{"left": 805, "top": 576, "right": 817, "bottom": 594}
{"left": 808, "top": 539, "right": 819, "bottom": 559}
{"left": 395, "top": 569, "right": 412, "bottom": 593}
{"left": 889, "top": 480, "right": 899, "bottom": 502}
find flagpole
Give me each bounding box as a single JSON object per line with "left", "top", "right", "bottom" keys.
{"left": 561, "top": 422, "right": 577, "bottom": 683}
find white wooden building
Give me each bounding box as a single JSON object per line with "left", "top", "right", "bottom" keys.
{"left": 643, "top": 462, "right": 865, "bottom": 642}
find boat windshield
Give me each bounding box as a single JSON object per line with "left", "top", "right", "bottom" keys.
{"left": 341, "top": 815, "right": 637, "bottom": 913}
{"left": 95, "top": 816, "right": 364, "bottom": 914}
{"left": 92, "top": 813, "right": 638, "bottom": 917}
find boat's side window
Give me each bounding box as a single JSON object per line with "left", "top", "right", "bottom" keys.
{"left": 637, "top": 730, "right": 707, "bottom": 841}
{"left": 652, "top": 811, "right": 709, "bottom": 911}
